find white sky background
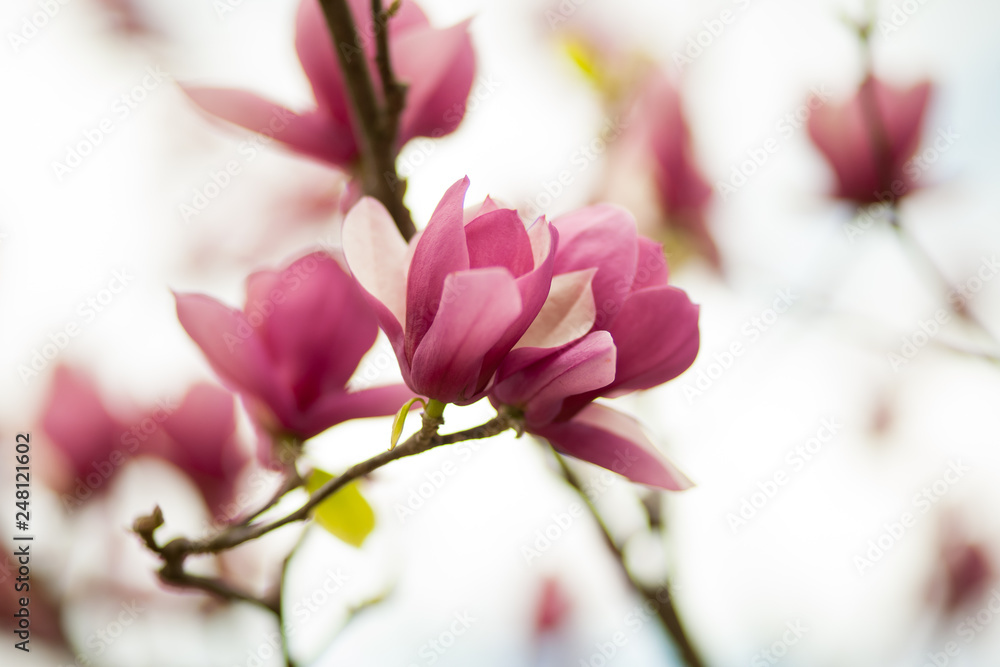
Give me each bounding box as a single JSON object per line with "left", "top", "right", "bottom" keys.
{"left": 2, "top": 0, "right": 1000, "bottom": 665}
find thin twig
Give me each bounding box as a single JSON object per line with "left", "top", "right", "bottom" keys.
{"left": 552, "top": 451, "right": 707, "bottom": 667}
{"left": 318, "top": 0, "right": 416, "bottom": 240}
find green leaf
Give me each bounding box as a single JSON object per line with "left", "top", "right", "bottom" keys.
{"left": 391, "top": 397, "right": 426, "bottom": 449}
{"left": 306, "top": 471, "right": 375, "bottom": 548}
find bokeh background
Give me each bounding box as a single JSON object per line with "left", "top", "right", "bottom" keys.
{"left": 2, "top": 0, "right": 1000, "bottom": 665}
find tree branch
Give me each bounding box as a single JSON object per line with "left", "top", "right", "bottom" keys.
{"left": 318, "top": 0, "right": 416, "bottom": 240}
{"left": 552, "top": 451, "right": 707, "bottom": 667}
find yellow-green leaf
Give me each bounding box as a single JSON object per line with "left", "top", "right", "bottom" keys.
{"left": 391, "top": 397, "right": 426, "bottom": 449}
{"left": 306, "top": 472, "right": 375, "bottom": 548}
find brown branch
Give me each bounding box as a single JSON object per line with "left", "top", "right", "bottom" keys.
{"left": 318, "top": 0, "right": 416, "bottom": 240}
{"left": 552, "top": 451, "right": 707, "bottom": 667}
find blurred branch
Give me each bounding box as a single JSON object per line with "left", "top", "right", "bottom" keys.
{"left": 133, "top": 408, "right": 519, "bottom": 593}
{"left": 318, "top": 0, "right": 416, "bottom": 240}
{"left": 552, "top": 451, "right": 707, "bottom": 667}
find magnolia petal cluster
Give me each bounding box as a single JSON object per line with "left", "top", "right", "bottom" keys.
{"left": 41, "top": 366, "right": 250, "bottom": 516}
{"left": 176, "top": 251, "right": 413, "bottom": 441}
{"left": 343, "top": 180, "right": 699, "bottom": 490}
{"left": 344, "top": 178, "right": 558, "bottom": 405}
{"left": 186, "top": 0, "right": 475, "bottom": 170}
{"left": 807, "top": 76, "right": 932, "bottom": 205}
{"left": 489, "top": 204, "right": 699, "bottom": 490}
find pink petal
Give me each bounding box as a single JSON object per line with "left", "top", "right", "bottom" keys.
{"left": 465, "top": 208, "right": 535, "bottom": 277}
{"left": 405, "top": 177, "right": 472, "bottom": 359}
{"left": 476, "top": 221, "right": 559, "bottom": 388}
{"left": 162, "top": 384, "right": 241, "bottom": 479}
{"left": 174, "top": 292, "right": 290, "bottom": 417}
{"left": 607, "top": 286, "right": 700, "bottom": 393}
{"left": 247, "top": 253, "right": 378, "bottom": 406}
{"left": 394, "top": 19, "right": 476, "bottom": 145}
{"left": 185, "top": 87, "right": 356, "bottom": 167}
{"left": 536, "top": 404, "right": 693, "bottom": 491}
{"left": 295, "top": 0, "right": 353, "bottom": 124}
{"left": 493, "top": 331, "right": 616, "bottom": 426}
{"left": 41, "top": 366, "right": 121, "bottom": 479}
{"left": 552, "top": 204, "right": 638, "bottom": 327}
{"left": 634, "top": 238, "right": 670, "bottom": 289}
{"left": 409, "top": 267, "right": 522, "bottom": 403}
{"left": 298, "top": 383, "right": 417, "bottom": 437}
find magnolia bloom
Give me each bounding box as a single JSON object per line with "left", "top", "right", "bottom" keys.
{"left": 186, "top": 0, "right": 475, "bottom": 170}
{"left": 600, "top": 72, "right": 718, "bottom": 268}
{"left": 343, "top": 177, "right": 558, "bottom": 404}
{"left": 153, "top": 383, "right": 249, "bottom": 518}
{"left": 807, "top": 76, "right": 932, "bottom": 205}
{"left": 490, "top": 205, "right": 700, "bottom": 490}
{"left": 176, "top": 252, "right": 413, "bottom": 440}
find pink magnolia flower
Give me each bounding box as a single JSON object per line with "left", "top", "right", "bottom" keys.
{"left": 153, "top": 383, "right": 249, "bottom": 518}
{"left": 176, "top": 251, "right": 414, "bottom": 440}
{"left": 186, "top": 0, "right": 475, "bottom": 170}
{"left": 490, "top": 205, "right": 699, "bottom": 490}
{"left": 807, "top": 76, "right": 932, "bottom": 206}
{"left": 343, "top": 177, "right": 558, "bottom": 404}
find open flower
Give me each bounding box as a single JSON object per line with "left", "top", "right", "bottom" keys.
{"left": 175, "top": 251, "right": 413, "bottom": 440}
{"left": 807, "top": 76, "right": 932, "bottom": 206}
{"left": 186, "top": 0, "right": 475, "bottom": 170}
{"left": 490, "top": 205, "right": 699, "bottom": 490}
{"left": 343, "top": 177, "right": 558, "bottom": 404}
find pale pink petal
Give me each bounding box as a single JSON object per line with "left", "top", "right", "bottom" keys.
{"left": 342, "top": 197, "right": 410, "bottom": 344}
{"left": 516, "top": 269, "right": 596, "bottom": 350}
{"left": 633, "top": 238, "right": 670, "bottom": 289}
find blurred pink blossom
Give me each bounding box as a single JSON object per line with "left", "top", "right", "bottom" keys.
{"left": 176, "top": 252, "right": 413, "bottom": 444}
{"left": 186, "top": 0, "right": 475, "bottom": 171}
{"left": 807, "top": 76, "right": 933, "bottom": 206}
